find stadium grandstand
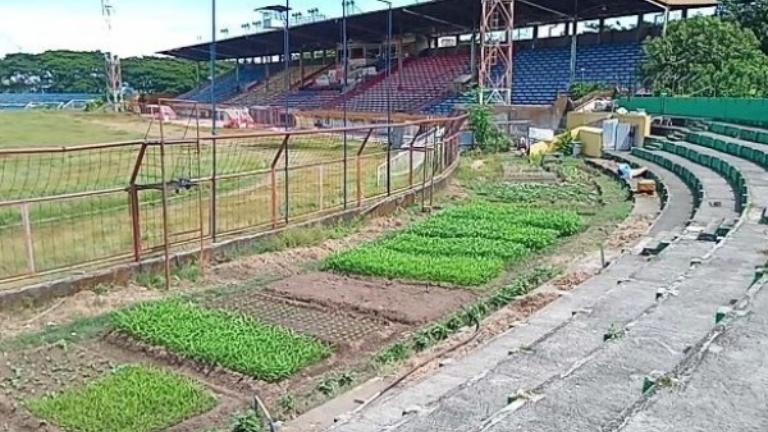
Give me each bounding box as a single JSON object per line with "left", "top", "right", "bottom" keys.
{"left": 160, "top": 0, "right": 718, "bottom": 125}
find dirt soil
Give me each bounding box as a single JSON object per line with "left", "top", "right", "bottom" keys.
{"left": 266, "top": 272, "right": 478, "bottom": 325}
{"left": 207, "top": 290, "right": 407, "bottom": 350}
{"left": 0, "top": 340, "right": 246, "bottom": 432}
{"left": 210, "top": 216, "right": 410, "bottom": 283}
{"left": 0, "top": 214, "right": 413, "bottom": 342}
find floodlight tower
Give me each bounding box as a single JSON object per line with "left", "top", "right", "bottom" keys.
{"left": 101, "top": 0, "right": 123, "bottom": 111}
{"left": 479, "top": 0, "right": 515, "bottom": 105}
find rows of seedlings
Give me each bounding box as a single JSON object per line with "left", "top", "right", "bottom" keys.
{"left": 0, "top": 156, "right": 629, "bottom": 431}
{"left": 325, "top": 201, "right": 584, "bottom": 286}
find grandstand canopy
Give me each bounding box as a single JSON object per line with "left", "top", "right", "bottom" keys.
{"left": 161, "top": 0, "right": 717, "bottom": 61}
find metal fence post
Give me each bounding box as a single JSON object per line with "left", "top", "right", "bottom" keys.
{"left": 158, "top": 118, "right": 171, "bottom": 291}
{"left": 128, "top": 187, "right": 141, "bottom": 261}
{"left": 318, "top": 164, "right": 324, "bottom": 211}
{"left": 356, "top": 128, "right": 374, "bottom": 207}
{"left": 284, "top": 134, "right": 290, "bottom": 224}
{"left": 271, "top": 136, "right": 288, "bottom": 229}
{"left": 211, "top": 136, "right": 218, "bottom": 243}
{"left": 20, "top": 203, "right": 36, "bottom": 274}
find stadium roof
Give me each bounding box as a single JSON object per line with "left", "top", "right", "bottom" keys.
{"left": 160, "top": 0, "right": 718, "bottom": 61}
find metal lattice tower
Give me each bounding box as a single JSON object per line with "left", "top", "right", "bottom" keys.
{"left": 479, "top": 0, "right": 515, "bottom": 105}
{"left": 101, "top": 0, "right": 123, "bottom": 111}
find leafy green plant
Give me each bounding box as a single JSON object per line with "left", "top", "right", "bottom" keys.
{"left": 407, "top": 218, "right": 559, "bottom": 249}
{"left": 375, "top": 342, "right": 412, "bottom": 365}
{"left": 113, "top": 299, "right": 332, "bottom": 382}
{"left": 231, "top": 410, "right": 264, "bottom": 432}
{"left": 468, "top": 104, "right": 511, "bottom": 153}
{"left": 316, "top": 372, "right": 356, "bottom": 396}
{"left": 554, "top": 132, "right": 575, "bottom": 155}
{"left": 379, "top": 234, "right": 529, "bottom": 261}
{"left": 278, "top": 394, "right": 297, "bottom": 416}
{"left": 325, "top": 246, "right": 505, "bottom": 286}
{"left": 569, "top": 82, "right": 613, "bottom": 100}
{"left": 474, "top": 182, "right": 596, "bottom": 207}
{"left": 26, "top": 365, "right": 217, "bottom": 432}
{"left": 325, "top": 201, "right": 580, "bottom": 286}
{"left": 439, "top": 203, "right": 584, "bottom": 236}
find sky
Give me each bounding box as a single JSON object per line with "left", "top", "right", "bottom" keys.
{"left": 0, "top": 0, "right": 419, "bottom": 58}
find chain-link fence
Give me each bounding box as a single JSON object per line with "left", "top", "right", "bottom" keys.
{"left": 0, "top": 107, "right": 466, "bottom": 286}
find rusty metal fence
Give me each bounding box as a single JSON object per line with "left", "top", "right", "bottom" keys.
{"left": 0, "top": 110, "right": 466, "bottom": 286}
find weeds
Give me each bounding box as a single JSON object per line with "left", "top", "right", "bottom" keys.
{"left": 231, "top": 409, "right": 264, "bottom": 432}
{"left": 316, "top": 372, "right": 356, "bottom": 397}
{"left": 375, "top": 267, "right": 560, "bottom": 366}
{"left": 135, "top": 271, "right": 165, "bottom": 290}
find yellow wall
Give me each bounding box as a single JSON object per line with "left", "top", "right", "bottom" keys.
{"left": 529, "top": 126, "right": 603, "bottom": 158}
{"left": 578, "top": 127, "right": 603, "bottom": 157}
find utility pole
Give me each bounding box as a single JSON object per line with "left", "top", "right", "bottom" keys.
{"left": 101, "top": 0, "right": 123, "bottom": 112}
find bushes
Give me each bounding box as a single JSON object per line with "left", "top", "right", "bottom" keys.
{"left": 468, "top": 103, "right": 511, "bottom": 153}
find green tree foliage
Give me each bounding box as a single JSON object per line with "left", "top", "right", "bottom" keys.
{"left": 0, "top": 50, "right": 227, "bottom": 95}
{"left": 642, "top": 16, "right": 768, "bottom": 97}
{"left": 722, "top": 0, "right": 768, "bottom": 55}
{"left": 468, "top": 103, "right": 511, "bottom": 153}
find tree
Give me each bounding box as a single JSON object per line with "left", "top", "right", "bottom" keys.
{"left": 0, "top": 50, "right": 224, "bottom": 95}
{"left": 642, "top": 16, "right": 768, "bottom": 97}
{"left": 722, "top": 0, "right": 768, "bottom": 55}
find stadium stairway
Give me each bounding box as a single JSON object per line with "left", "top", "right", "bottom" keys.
{"left": 327, "top": 120, "right": 768, "bottom": 432}
{"left": 618, "top": 121, "right": 768, "bottom": 431}
{"left": 180, "top": 64, "right": 270, "bottom": 103}
{"left": 228, "top": 64, "right": 327, "bottom": 106}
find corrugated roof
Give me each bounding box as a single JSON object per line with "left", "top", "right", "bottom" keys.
{"left": 160, "top": 0, "right": 718, "bottom": 61}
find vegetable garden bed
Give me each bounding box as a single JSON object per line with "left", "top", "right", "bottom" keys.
{"left": 114, "top": 299, "right": 332, "bottom": 382}
{"left": 325, "top": 202, "right": 583, "bottom": 286}
{"left": 27, "top": 365, "right": 217, "bottom": 432}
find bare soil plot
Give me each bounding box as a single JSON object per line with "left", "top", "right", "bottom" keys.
{"left": 266, "top": 272, "right": 478, "bottom": 325}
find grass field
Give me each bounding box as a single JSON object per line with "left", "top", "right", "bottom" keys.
{"left": 0, "top": 111, "right": 404, "bottom": 282}
{"left": 0, "top": 111, "right": 183, "bottom": 148}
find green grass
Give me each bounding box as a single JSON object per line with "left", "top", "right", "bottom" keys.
{"left": 325, "top": 245, "right": 505, "bottom": 286}
{"left": 113, "top": 299, "right": 331, "bottom": 381}
{"left": 0, "top": 112, "right": 144, "bottom": 148}
{"left": 0, "top": 313, "right": 114, "bottom": 352}
{"left": 26, "top": 365, "right": 217, "bottom": 432}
